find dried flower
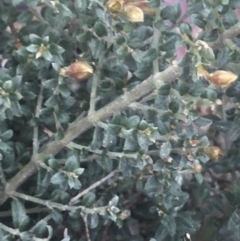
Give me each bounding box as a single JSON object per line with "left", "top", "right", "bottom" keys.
{"left": 193, "top": 163, "right": 202, "bottom": 173}
{"left": 106, "top": 0, "right": 124, "bottom": 14}
{"left": 60, "top": 61, "right": 93, "bottom": 81}
{"left": 196, "top": 40, "right": 215, "bottom": 61}
{"left": 195, "top": 40, "right": 210, "bottom": 50}
{"left": 130, "top": 1, "right": 156, "bottom": 16}
{"left": 200, "top": 146, "right": 223, "bottom": 161}
{"left": 197, "top": 65, "right": 238, "bottom": 87}
{"left": 123, "top": 5, "right": 144, "bottom": 22}
{"left": 207, "top": 70, "right": 238, "bottom": 87}
{"left": 35, "top": 45, "right": 45, "bottom": 59}
{"left": 15, "top": 39, "right": 22, "bottom": 49}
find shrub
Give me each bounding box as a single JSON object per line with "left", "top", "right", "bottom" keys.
{"left": 1, "top": 0, "right": 240, "bottom": 241}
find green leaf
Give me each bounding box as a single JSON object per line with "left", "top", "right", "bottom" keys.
{"left": 134, "top": 65, "right": 152, "bottom": 80}
{"left": 144, "top": 176, "right": 162, "bottom": 195}
{"left": 169, "top": 100, "right": 179, "bottom": 113}
{"left": 160, "top": 142, "right": 172, "bottom": 159}
{"left": 116, "top": 35, "right": 126, "bottom": 45}
{"left": 148, "top": 0, "right": 160, "bottom": 7}
{"left": 216, "top": 48, "right": 230, "bottom": 68}
{"left": 159, "top": 35, "right": 177, "bottom": 51}
{"left": 50, "top": 172, "right": 67, "bottom": 186}
{"left": 74, "top": 0, "right": 88, "bottom": 10}
{"left": 180, "top": 23, "right": 192, "bottom": 36}
{"left": 161, "top": 215, "right": 176, "bottom": 236}
{"left": 195, "top": 173, "right": 203, "bottom": 184}
{"left": 17, "top": 11, "right": 33, "bottom": 23}
{"left": 109, "top": 195, "right": 119, "bottom": 206}
{"left": 228, "top": 209, "right": 240, "bottom": 230}
{"left": 36, "top": 171, "right": 51, "bottom": 196}
{"left": 102, "top": 131, "right": 116, "bottom": 148}
{"left": 87, "top": 214, "right": 99, "bottom": 229}
{"left": 161, "top": 3, "right": 182, "bottom": 23}
{"left": 19, "top": 232, "right": 32, "bottom": 241}
{"left": 74, "top": 168, "right": 84, "bottom": 176}
{"left": 137, "top": 132, "right": 151, "bottom": 151}
{"left": 82, "top": 192, "right": 96, "bottom": 207}
{"left": 126, "top": 115, "right": 140, "bottom": 129}
{"left": 44, "top": 95, "right": 58, "bottom": 107}
{"left": 43, "top": 49, "right": 53, "bottom": 61}
{"left": 50, "top": 209, "right": 63, "bottom": 224}
{"left": 32, "top": 220, "right": 48, "bottom": 237}
{"left": 94, "top": 22, "right": 107, "bottom": 37}
{"left": 158, "top": 84, "right": 171, "bottom": 96}
{"left": 11, "top": 199, "right": 30, "bottom": 229}
{"left": 68, "top": 177, "right": 82, "bottom": 190}
{"left": 203, "top": 29, "right": 219, "bottom": 42}
{"left": 58, "top": 84, "right": 71, "bottom": 98}
{"left": 49, "top": 43, "right": 65, "bottom": 55}
{"left": 3, "top": 80, "right": 13, "bottom": 91}
{"left": 12, "top": 0, "right": 24, "bottom": 6}
{"left": 89, "top": 39, "right": 105, "bottom": 59}
{"left": 29, "top": 34, "right": 42, "bottom": 45}
{"left": 57, "top": 3, "right": 75, "bottom": 18}
{"left": 1, "top": 130, "right": 13, "bottom": 141}
{"left": 42, "top": 79, "right": 58, "bottom": 89}
{"left": 65, "top": 155, "right": 79, "bottom": 171}
{"left": 91, "top": 126, "right": 103, "bottom": 150}
{"left": 116, "top": 45, "right": 128, "bottom": 57}
{"left": 190, "top": 14, "right": 206, "bottom": 28}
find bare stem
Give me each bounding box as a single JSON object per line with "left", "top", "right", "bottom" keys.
{"left": 11, "top": 191, "right": 109, "bottom": 215}
{"left": 70, "top": 170, "right": 118, "bottom": 205}
{"left": 0, "top": 222, "right": 19, "bottom": 236}
{"left": 89, "top": 55, "right": 105, "bottom": 116}
{"left": 152, "top": 7, "right": 161, "bottom": 74}
{"left": 82, "top": 213, "right": 91, "bottom": 241}
{"left": 33, "top": 84, "right": 44, "bottom": 157}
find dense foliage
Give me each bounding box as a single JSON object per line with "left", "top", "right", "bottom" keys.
{"left": 1, "top": 0, "right": 240, "bottom": 240}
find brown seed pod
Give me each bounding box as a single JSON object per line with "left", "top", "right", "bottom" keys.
{"left": 130, "top": 1, "right": 156, "bottom": 16}
{"left": 207, "top": 70, "right": 238, "bottom": 87}
{"left": 106, "top": 0, "right": 124, "bottom": 14}
{"left": 123, "top": 5, "right": 144, "bottom": 22}
{"left": 200, "top": 146, "right": 223, "bottom": 161}
{"left": 197, "top": 65, "right": 238, "bottom": 87}
{"left": 60, "top": 61, "right": 93, "bottom": 81}
{"left": 193, "top": 163, "right": 202, "bottom": 173}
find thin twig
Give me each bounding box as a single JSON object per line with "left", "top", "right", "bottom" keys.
{"left": 88, "top": 55, "right": 105, "bottom": 116}
{"left": 70, "top": 170, "right": 118, "bottom": 205}
{"left": 0, "top": 206, "right": 48, "bottom": 218}
{"left": 0, "top": 222, "right": 19, "bottom": 236}
{"left": 0, "top": 163, "right": 6, "bottom": 190}
{"left": 33, "top": 84, "right": 44, "bottom": 157}
{"left": 30, "top": 7, "right": 49, "bottom": 25}
{"left": 67, "top": 142, "right": 140, "bottom": 160}
{"left": 130, "top": 102, "right": 169, "bottom": 115}
{"left": 152, "top": 7, "right": 161, "bottom": 74}
{"left": 11, "top": 191, "right": 108, "bottom": 214}
{"left": 82, "top": 213, "right": 91, "bottom": 241}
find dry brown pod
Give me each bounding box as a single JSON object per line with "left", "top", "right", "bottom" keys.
{"left": 106, "top": 0, "right": 124, "bottom": 14}
{"left": 130, "top": 1, "right": 156, "bottom": 16}
{"left": 123, "top": 4, "right": 144, "bottom": 22}
{"left": 192, "top": 163, "right": 202, "bottom": 173}
{"left": 200, "top": 146, "right": 223, "bottom": 161}
{"left": 60, "top": 61, "right": 93, "bottom": 81}
{"left": 197, "top": 65, "right": 238, "bottom": 87}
